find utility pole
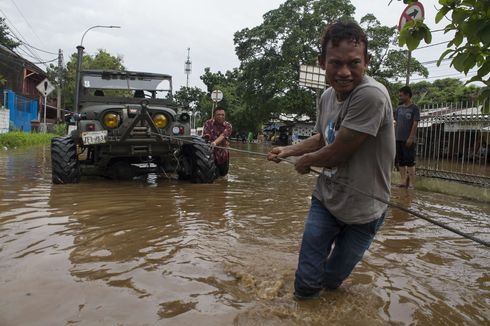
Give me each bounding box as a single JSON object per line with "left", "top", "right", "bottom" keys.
{"left": 406, "top": 50, "right": 411, "bottom": 86}
{"left": 184, "top": 47, "right": 192, "bottom": 88}
{"left": 57, "top": 49, "right": 63, "bottom": 121}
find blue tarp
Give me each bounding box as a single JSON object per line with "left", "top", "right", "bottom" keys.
{"left": 263, "top": 123, "right": 284, "bottom": 132}
{"left": 4, "top": 89, "right": 38, "bottom": 132}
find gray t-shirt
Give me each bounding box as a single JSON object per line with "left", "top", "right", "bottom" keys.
{"left": 312, "top": 76, "right": 395, "bottom": 224}
{"left": 394, "top": 104, "right": 420, "bottom": 141}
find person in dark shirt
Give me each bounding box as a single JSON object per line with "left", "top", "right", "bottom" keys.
{"left": 394, "top": 86, "right": 420, "bottom": 189}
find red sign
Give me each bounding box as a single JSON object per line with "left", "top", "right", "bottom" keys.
{"left": 398, "top": 1, "right": 425, "bottom": 30}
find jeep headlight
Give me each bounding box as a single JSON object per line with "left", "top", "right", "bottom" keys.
{"left": 103, "top": 112, "right": 119, "bottom": 129}
{"left": 153, "top": 114, "right": 168, "bottom": 129}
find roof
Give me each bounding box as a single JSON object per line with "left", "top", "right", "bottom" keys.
{"left": 81, "top": 69, "right": 172, "bottom": 80}
{"left": 0, "top": 44, "right": 46, "bottom": 75}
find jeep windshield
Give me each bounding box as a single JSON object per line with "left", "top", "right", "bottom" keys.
{"left": 81, "top": 70, "right": 173, "bottom": 99}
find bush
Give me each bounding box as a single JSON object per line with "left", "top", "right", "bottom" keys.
{"left": 0, "top": 131, "right": 56, "bottom": 149}
{"left": 54, "top": 123, "right": 67, "bottom": 136}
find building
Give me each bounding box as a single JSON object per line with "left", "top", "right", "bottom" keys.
{"left": 0, "top": 44, "right": 57, "bottom": 132}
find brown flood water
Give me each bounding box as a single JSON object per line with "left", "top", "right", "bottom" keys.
{"left": 0, "top": 143, "right": 489, "bottom": 325}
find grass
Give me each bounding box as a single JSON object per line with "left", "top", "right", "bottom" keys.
{"left": 0, "top": 131, "right": 56, "bottom": 149}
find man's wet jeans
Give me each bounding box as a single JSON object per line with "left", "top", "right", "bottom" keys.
{"left": 294, "top": 196, "right": 385, "bottom": 299}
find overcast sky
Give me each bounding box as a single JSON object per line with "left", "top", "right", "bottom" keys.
{"left": 1, "top": 0, "right": 464, "bottom": 91}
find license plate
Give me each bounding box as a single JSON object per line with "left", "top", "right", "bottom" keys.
{"left": 82, "top": 130, "right": 108, "bottom": 145}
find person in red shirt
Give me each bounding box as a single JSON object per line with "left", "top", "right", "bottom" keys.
{"left": 203, "top": 107, "right": 233, "bottom": 176}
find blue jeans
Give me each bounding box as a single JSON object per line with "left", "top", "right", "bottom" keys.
{"left": 294, "top": 196, "right": 385, "bottom": 298}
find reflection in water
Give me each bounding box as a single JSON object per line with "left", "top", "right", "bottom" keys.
{"left": 0, "top": 144, "right": 489, "bottom": 325}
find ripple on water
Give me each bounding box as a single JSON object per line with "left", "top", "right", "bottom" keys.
{"left": 0, "top": 143, "right": 488, "bottom": 325}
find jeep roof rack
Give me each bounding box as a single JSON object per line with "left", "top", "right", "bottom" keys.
{"left": 80, "top": 69, "right": 173, "bottom": 92}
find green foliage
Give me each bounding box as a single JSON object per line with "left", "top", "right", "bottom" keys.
{"left": 0, "top": 74, "right": 6, "bottom": 86}
{"left": 234, "top": 0, "right": 356, "bottom": 124}
{"left": 174, "top": 86, "right": 207, "bottom": 110}
{"left": 46, "top": 49, "right": 125, "bottom": 110}
{"left": 395, "top": 0, "right": 489, "bottom": 101}
{"left": 53, "top": 123, "right": 67, "bottom": 136}
{"left": 361, "top": 14, "right": 428, "bottom": 80}
{"left": 0, "top": 131, "right": 55, "bottom": 149}
{"left": 394, "top": 77, "right": 482, "bottom": 108}
{"left": 199, "top": 68, "right": 263, "bottom": 133}
{"left": 0, "top": 17, "right": 20, "bottom": 49}
{"left": 398, "top": 19, "right": 432, "bottom": 51}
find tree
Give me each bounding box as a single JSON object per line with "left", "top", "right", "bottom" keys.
{"left": 47, "top": 49, "right": 125, "bottom": 109}
{"left": 0, "top": 17, "right": 20, "bottom": 86}
{"left": 407, "top": 77, "right": 481, "bottom": 107}
{"left": 360, "top": 13, "right": 428, "bottom": 106}
{"left": 200, "top": 68, "right": 262, "bottom": 133}
{"left": 361, "top": 14, "right": 428, "bottom": 81}
{"left": 0, "top": 17, "right": 20, "bottom": 50}
{"left": 396, "top": 0, "right": 489, "bottom": 110}
{"left": 234, "top": 0, "right": 356, "bottom": 122}
{"left": 234, "top": 0, "right": 430, "bottom": 124}
{"left": 174, "top": 86, "right": 207, "bottom": 110}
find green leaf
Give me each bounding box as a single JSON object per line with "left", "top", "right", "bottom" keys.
{"left": 454, "top": 30, "right": 464, "bottom": 46}
{"left": 437, "top": 49, "right": 454, "bottom": 66}
{"left": 462, "top": 53, "right": 476, "bottom": 74}
{"left": 435, "top": 7, "right": 450, "bottom": 23}
{"left": 423, "top": 27, "right": 432, "bottom": 44}
{"left": 452, "top": 52, "right": 469, "bottom": 72}
{"left": 465, "top": 75, "right": 482, "bottom": 84}
{"left": 480, "top": 24, "right": 490, "bottom": 45}
{"left": 452, "top": 9, "right": 468, "bottom": 24}
{"left": 405, "top": 35, "right": 421, "bottom": 51}
{"left": 398, "top": 26, "right": 409, "bottom": 47}
{"left": 478, "top": 60, "right": 490, "bottom": 77}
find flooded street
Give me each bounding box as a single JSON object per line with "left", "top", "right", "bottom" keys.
{"left": 0, "top": 143, "right": 489, "bottom": 325}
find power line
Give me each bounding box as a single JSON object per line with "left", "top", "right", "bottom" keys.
{"left": 9, "top": 0, "right": 47, "bottom": 49}
{"left": 411, "top": 70, "right": 479, "bottom": 81}
{"left": 31, "top": 57, "right": 58, "bottom": 64}
{"left": 420, "top": 58, "right": 451, "bottom": 65}
{"left": 18, "top": 40, "right": 57, "bottom": 55}
{"left": 0, "top": 9, "right": 49, "bottom": 69}
{"left": 413, "top": 41, "right": 450, "bottom": 50}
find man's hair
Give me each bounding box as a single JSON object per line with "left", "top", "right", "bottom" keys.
{"left": 319, "top": 21, "right": 369, "bottom": 63}
{"left": 399, "top": 86, "right": 412, "bottom": 98}
{"left": 213, "top": 107, "right": 225, "bottom": 115}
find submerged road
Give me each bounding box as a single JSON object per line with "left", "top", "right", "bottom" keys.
{"left": 0, "top": 143, "right": 489, "bottom": 325}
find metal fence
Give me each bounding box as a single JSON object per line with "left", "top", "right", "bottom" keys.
{"left": 416, "top": 101, "right": 490, "bottom": 187}
{"left": 3, "top": 89, "right": 38, "bottom": 132}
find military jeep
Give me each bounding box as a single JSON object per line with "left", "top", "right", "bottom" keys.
{"left": 51, "top": 69, "right": 216, "bottom": 184}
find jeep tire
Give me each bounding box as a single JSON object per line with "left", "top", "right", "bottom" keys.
{"left": 51, "top": 136, "right": 80, "bottom": 184}
{"left": 181, "top": 139, "right": 217, "bottom": 183}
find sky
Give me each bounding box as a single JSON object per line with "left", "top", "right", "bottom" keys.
{"left": 0, "top": 0, "right": 468, "bottom": 92}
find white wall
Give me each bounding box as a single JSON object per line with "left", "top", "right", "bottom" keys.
{"left": 0, "top": 107, "right": 9, "bottom": 134}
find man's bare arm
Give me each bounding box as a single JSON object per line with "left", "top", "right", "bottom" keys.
{"left": 268, "top": 133, "right": 324, "bottom": 162}
{"left": 406, "top": 121, "right": 418, "bottom": 147}
{"left": 295, "top": 127, "right": 369, "bottom": 172}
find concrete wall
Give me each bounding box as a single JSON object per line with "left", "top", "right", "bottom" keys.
{"left": 0, "top": 107, "right": 9, "bottom": 134}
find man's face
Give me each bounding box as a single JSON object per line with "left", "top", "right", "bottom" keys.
{"left": 321, "top": 40, "right": 368, "bottom": 100}
{"left": 399, "top": 91, "right": 410, "bottom": 105}
{"left": 214, "top": 110, "right": 225, "bottom": 124}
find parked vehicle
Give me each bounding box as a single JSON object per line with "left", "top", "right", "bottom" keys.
{"left": 51, "top": 70, "right": 217, "bottom": 183}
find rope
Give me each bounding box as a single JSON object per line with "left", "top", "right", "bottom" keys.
{"left": 150, "top": 132, "right": 490, "bottom": 248}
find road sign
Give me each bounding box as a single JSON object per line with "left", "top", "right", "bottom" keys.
{"left": 398, "top": 1, "right": 425, "bottom": 31}
{"left": 36, "top": 78, "right": 55, "bottom": 97}
{"left": 211, "top": 89, "right": 223, "bottom": 102}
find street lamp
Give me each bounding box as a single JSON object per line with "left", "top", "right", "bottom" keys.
{"left": 73, "top": 25, "right": 121, "bottom": 113}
